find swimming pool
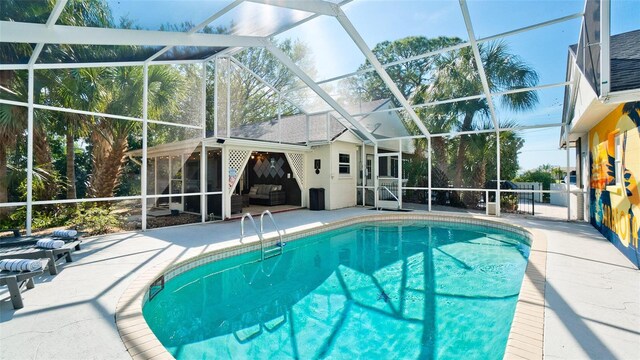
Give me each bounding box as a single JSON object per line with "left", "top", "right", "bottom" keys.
{"left": 142, "top": 220, "right": 531, "bottom": 359}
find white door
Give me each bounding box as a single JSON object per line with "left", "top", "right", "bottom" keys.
{"left": 376, "top": 152, "right": 401, "bottom": 209}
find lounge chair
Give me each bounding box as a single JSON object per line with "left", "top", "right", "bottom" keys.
{"left": 0, "top": 258, "right": 49, "bottom": 309}
{"left": 0, "top": 229, "right": 82, "bottom": 248}
{"left": 0, "top": 239, "right": 82, "bottom": 275}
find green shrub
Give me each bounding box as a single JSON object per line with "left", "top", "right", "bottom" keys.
{"left": 501, "top": 194, "right": 519, "bottom": 212}
{"left": 0, "top": 206, "right": 27, "bottom": 230}
{"left": 68, "top": 205, "right": 121, "bottom": 235}
{"left": 32, "top": 209, "right": 69, "bottom": 230}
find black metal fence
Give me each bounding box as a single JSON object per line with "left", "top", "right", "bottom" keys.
{"left": 500, "top": 185, "right": 535, "bottom": 215}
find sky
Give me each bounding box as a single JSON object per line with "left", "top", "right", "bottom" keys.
{"left": 106, "top": 0, "right": 638, "bottom": 171}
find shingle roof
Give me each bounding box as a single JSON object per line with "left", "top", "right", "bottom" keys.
{"left": 570, "top": 30, "right": 640, "bottom": 93}
{"left": 609, "top": 30, "right": 640, "bottom": 92}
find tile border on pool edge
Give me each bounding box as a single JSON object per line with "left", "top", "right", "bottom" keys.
{"left": 504, "top": 227, "right": 546, "bottom": 360}
{"left": 115, "top": 212, "right": 545, "bottom": 360}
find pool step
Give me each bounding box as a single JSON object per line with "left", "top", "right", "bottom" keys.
{"left": 264, "top": 243, "right": 285, "bottom": 259}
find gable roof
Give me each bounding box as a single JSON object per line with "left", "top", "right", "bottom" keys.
{"left": 570, "top": 29, "right": 640, "bottom": 94}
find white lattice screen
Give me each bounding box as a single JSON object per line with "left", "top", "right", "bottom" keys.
{"left": 228, "top": 149, "right": 251, "bottom": 192}
{"left": 285, "top": 152, "right": 305, "bottom": 189}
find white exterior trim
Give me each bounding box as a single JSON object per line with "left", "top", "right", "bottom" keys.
{"left": 0, "top": 21, "right": 268, "bottom": 48}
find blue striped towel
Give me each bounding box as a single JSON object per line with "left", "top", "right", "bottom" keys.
{"left": 52, "top": 229, "right": 77, "bottom": 238}
{"left": 36, "top": 239, "right": 65, "bottom": 249}
{"left": 0, "top": 259, "right": 43, "bottom": 272}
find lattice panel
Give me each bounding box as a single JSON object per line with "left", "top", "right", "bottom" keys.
{"left": 286, "top": 152, "right": 305, "bottom": 189}
{"left": 228, "top": 149, "right": 251, "bottom": 192}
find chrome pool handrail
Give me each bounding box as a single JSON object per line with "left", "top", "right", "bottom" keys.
{"left": 240, "top": 212, "right": 267, "bottom": 261}
{"left": 260, "top": 210, "right": 284, "bottom": 258}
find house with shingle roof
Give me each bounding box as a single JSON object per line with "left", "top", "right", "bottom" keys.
{"left": 129, "top": 98, "right": 416, "bottom": 219}
{"left": 563, "top": 29, "right": 640, "bottom": 267}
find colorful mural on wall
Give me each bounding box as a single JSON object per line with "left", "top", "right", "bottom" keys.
{"left": 589, "top": 102, "right": 640, "bottom": 268}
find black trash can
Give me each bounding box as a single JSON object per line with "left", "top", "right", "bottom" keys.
{"left": 309, "top": 188, "right": 325, "bottom": 210}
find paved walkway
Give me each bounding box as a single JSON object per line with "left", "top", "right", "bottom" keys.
{"left": 1, "top": 208, "right": 638, "bottom": 359}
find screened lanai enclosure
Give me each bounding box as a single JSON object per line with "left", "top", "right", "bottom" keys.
{"left": 0, "top": 0, "right": 628, "bottom": 235}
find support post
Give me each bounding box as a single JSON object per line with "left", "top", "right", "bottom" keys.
{"left": 26, "top": 66, "right": 34, "bottom": 235}
{"left": 213, "top": 56, "right": 218, "bottom": 138}
{"left": 398, "top": 139, "right": 403, "bottom": 209}
{"left": 374, "top": 143, "right": 379, "bottom": 209}
{"left": 226, "top": 57, "right": 231, "bottom": 138}
{"left": 600, "top": 0, "right": 611, "bottom": 97}
{"left": 361, "top": 141, "right": 366, "bottom": 206}
{"left": 222, "top": 147, "right": 229, "bottom": 219}
{"left": 565, "top": 124, "right": 571, "bottom": 220}
{"left": 496, "top": 130, "right": 501, "bottom": 216}
{"left": 141, "top": 64, "right": 148, "bottom": 231}
{"left": 201, "top": 63, "right": 207, "bottom": 223}
{"left": 428, "top": 136, "right": 432, "bottom": 212}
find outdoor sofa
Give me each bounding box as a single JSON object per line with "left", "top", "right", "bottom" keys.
{"left": 0, "top": 258, "right": 49, "bottom": 309}
{"left": 247, "top": 184, "right": 286, "bottom": 206}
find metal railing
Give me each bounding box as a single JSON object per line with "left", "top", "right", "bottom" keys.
{"left": 376, "top": 185, "right": 401, "bottom": 211}
{"left": 260, "top": 210, "right": 284, "bottom": 258}
{"left": 240, "top": 213, "right": 266, "bottom": 260}
{"left": 240, "top": 211, "right": 284, "bottom": 261}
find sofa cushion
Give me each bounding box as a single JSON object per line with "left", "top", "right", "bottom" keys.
{"left": 257, "top": 184, "right": 271, "bottom": 195}
{"left": 248, "top": 186, "right": 258, "bottom": 195}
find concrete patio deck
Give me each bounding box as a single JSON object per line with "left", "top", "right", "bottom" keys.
{"left": 1, "top": 207, "right": 638, "bottom": 359}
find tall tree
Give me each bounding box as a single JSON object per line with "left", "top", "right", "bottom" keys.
{"left": 421, "top": 41, "right": 538, "bottom": 188}
{"left": 215, "top": 39, "right": 313, "bottom": 130}
{"left": 353, "top": 36, "right": 464, "bottom": 102}
{"left": 87, "top": 65, "right": 182, "bottom": 198}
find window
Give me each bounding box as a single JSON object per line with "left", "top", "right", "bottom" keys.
{"left": 614, "top": 133, "right": 622, "bottom": 185}
{"left": 339, "top": 153, "right": 350, "bottom": 175}
{"left": 366, "top": 158, "right": 372, "bottom": 180}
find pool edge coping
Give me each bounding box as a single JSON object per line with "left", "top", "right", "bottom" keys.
{"left": 115, "top": 212, "right": 545, "bottom": 360}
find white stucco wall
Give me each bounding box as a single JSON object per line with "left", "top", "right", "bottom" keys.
{"left": 329, "top": 141, "right": 358, "bottom": 209}
{"left": 306, "top": 144, "right": 331, "bottom": 209}
{"left": 306, "top": 134, "right": 360, "bottom": 210}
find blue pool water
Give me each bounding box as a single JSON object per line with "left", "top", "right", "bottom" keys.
{"left": 143, "top": 221, "right": 530, "bottom": 359}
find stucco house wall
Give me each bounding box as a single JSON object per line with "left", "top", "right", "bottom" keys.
{"left": 588, "top": 102, "right": 640, "bottom": 267}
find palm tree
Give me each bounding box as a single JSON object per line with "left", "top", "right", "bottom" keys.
{"left": 43, "top": 0, "right": 116, "bottom": 199}
{"left": 87, "top": 65, "right": 182, "bottom": 198}
{"left": 0, "top": 105, "right": 25, "bottom": 210}
{"left": 420, "top": 41, "right": 539, "bottom": 188}
{"left": 40, "top": 66, "right": 112, "bottom": 199}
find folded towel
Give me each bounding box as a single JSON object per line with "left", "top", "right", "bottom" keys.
{"left": 52, "top": 229, "right": 78, "bottom": 238}
{"left": 36, "top": 239, "right": 65, "bottom": 249}
{"left": 0, "top": 259, "right": 43, "bottom": 272}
